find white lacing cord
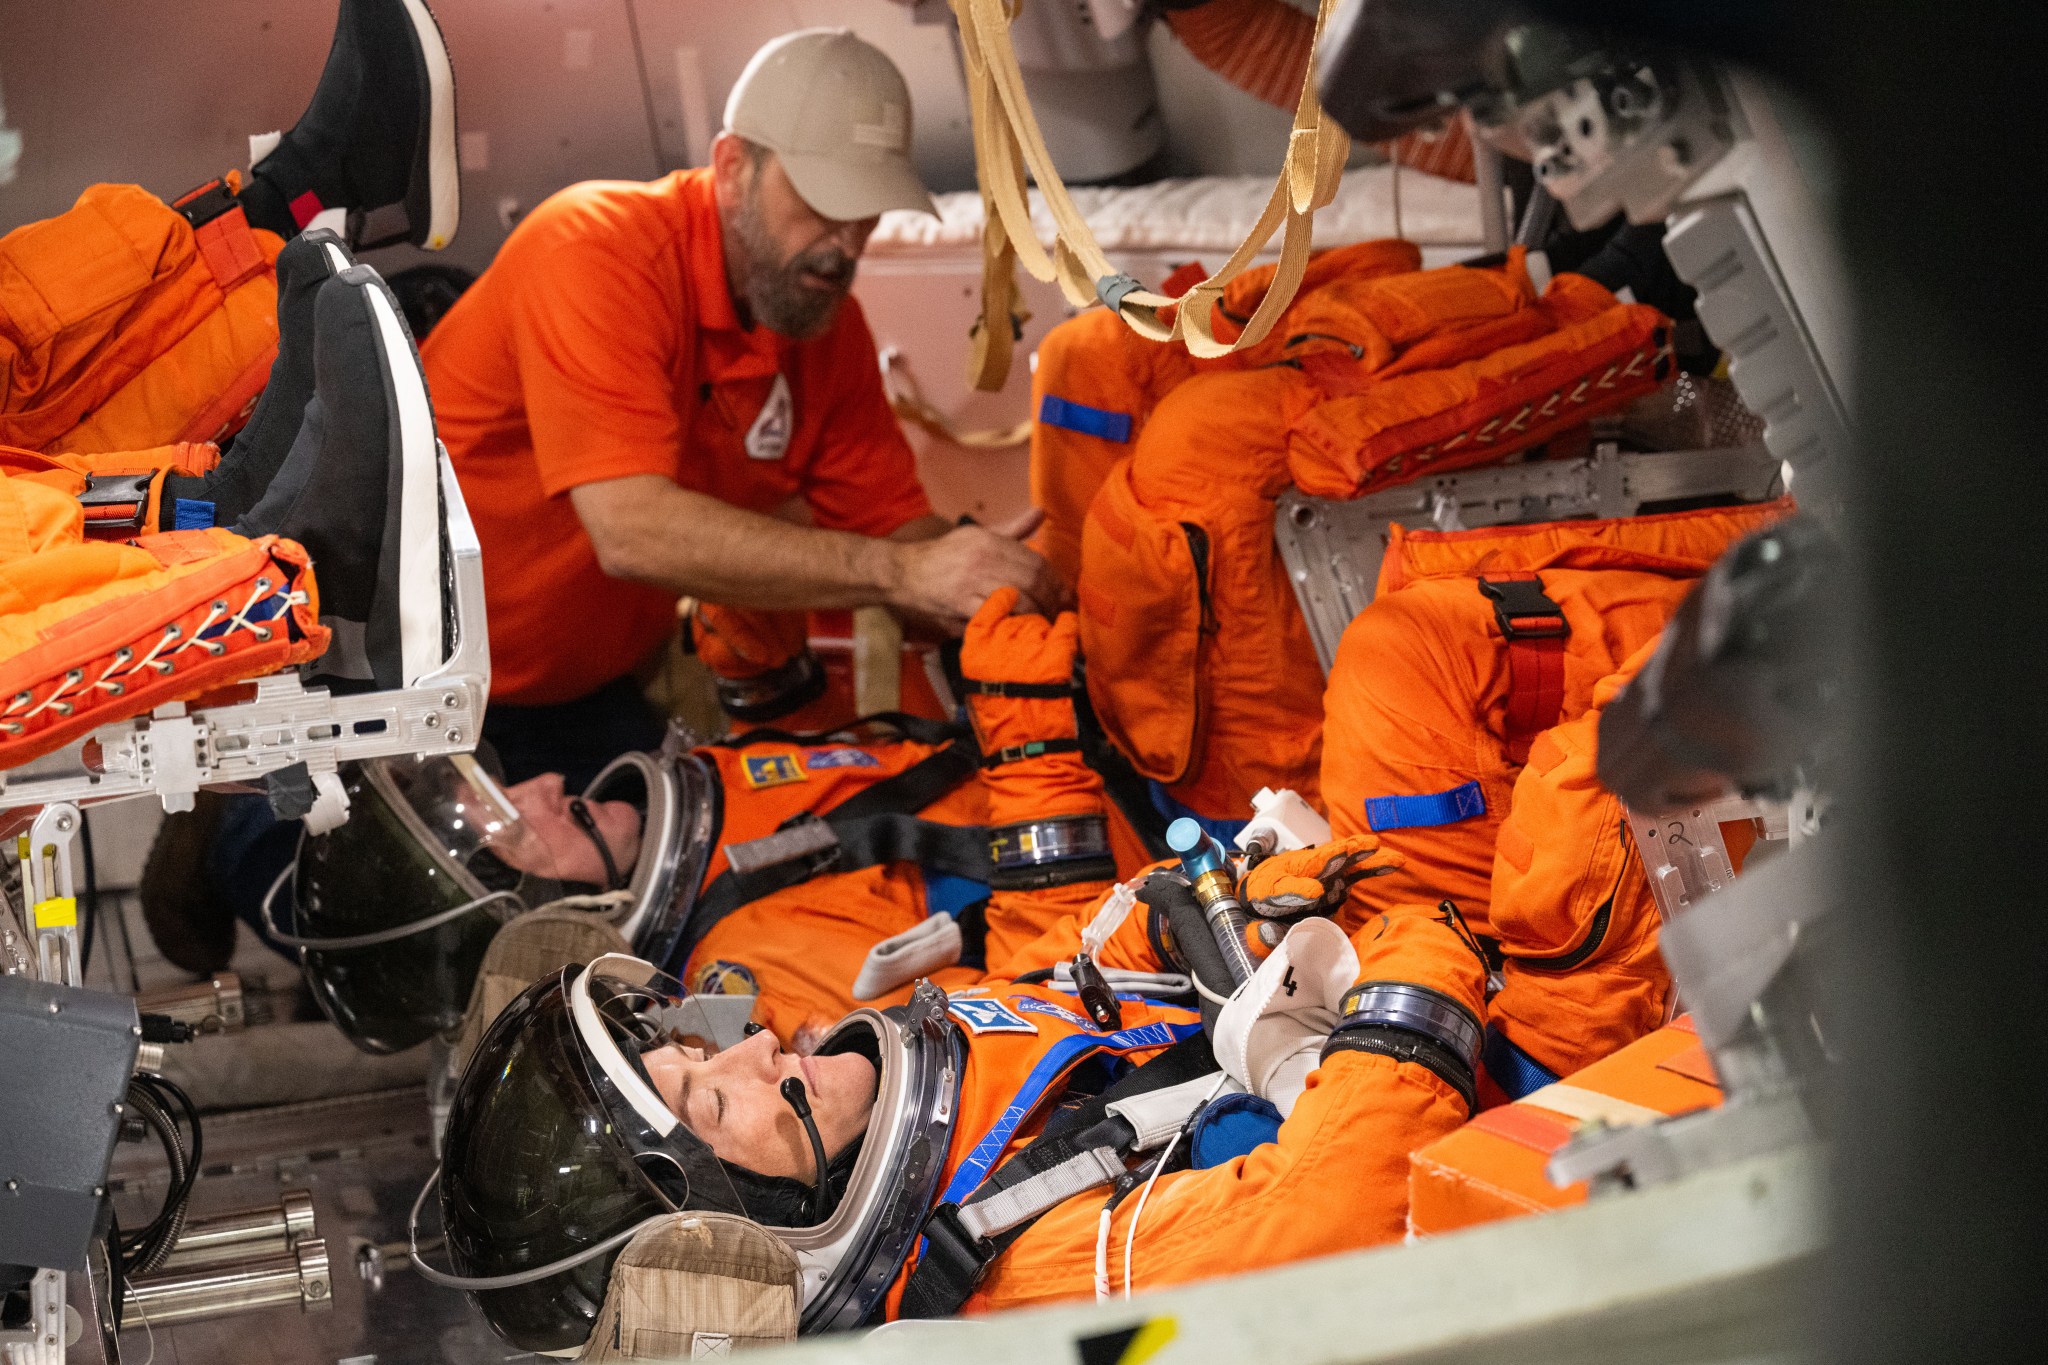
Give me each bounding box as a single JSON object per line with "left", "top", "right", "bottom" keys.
{"left": 2, "top": 576, "right": 302, "bottom": 734}
{"left": 259, "top": 861, "right": 523, "bottom": 950}
{"left": 17, "top": 667, "right": 83, "bottom": 721}
{"left": 407, "top": 1166, "right": 668, "bottom": 1290}
{"left": 171, "top": 600, "right": 230, "bottom": 657}
{"left": 1122, "top": 1071, "right": 1231, "bottom": 1300}
{"left": 127, "top": 623, "right": 185, "bottom": 677}
{"left": 221, "top": 576, "right": 282, "bottom": 642}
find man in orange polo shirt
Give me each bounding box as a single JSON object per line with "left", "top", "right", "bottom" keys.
{"left": 424, "top": 29, "right": 1060, "bottom": 785}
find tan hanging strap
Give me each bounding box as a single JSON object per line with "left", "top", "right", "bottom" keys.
{"left": 949, "top": 0, "right": 1350, "bottom": 368}
{"left": 882, "top": 348, "right": 1033, "bottom": 448}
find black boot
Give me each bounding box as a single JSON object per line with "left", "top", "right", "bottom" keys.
{"left": 238, "top": 0, "right": 459, "bottom": 251}
{"left": 238, "top": 265, "right": 448, "bottom": 691}
{"left": 138, "top": 792, "right": 240, "bottom": 978}
{"left": 160, "top": 230, "right": 355, "bottom": 531}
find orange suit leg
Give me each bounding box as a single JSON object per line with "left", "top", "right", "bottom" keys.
{"left": 1029, "top": 307, "right": 1205, "bottom": 590}
{"left": 1321, "top": 568, "right": 1698, "bottom": 939}
{"left": 1487, "top": 641, "right": 1674, "bottom": 1078}
{"left": 1, "top": 184, "right": 282, "bottom": 455}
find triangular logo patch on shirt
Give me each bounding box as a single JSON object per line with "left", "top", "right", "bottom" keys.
{"left": 745, "top": 373, "right": 793, "bottom": 460}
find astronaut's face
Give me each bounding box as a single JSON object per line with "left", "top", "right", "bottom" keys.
{"left": 641, "top": 1029, "right": 878, "bottom": 1179}
{"left": 496, "top": 772, "right": 641, "bottom": 885}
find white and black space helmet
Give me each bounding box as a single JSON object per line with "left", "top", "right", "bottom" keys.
{"left": 415, "top": 955, "right": 962, "bottom": 1354}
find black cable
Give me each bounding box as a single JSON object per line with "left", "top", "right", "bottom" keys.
{"left": 120, "top": 1093, "right": 182, "bottom": 1257}
{"left": 780, "top": 1078, "right": 831, "bottom": 1225}
{"left": 120, "top": 1075, "right": 203, "bottom": 1278}
{"left": 567, "top": 798, "right": 625, "bottom": 890}
{"left": 117, "top": 1088, "right": 186, "bottom": 1278}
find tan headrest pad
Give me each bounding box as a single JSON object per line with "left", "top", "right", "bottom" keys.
{"left": 579, "top": 1213, "right": 802, "bottom": 1361}
{"left": 450, "top": 906, "right": 631, "bottom": 1075}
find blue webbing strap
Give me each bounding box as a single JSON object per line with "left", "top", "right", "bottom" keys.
{"left": 1363, "top": 781, "right": 1487, "bottom": 832}
{"left": 172, "top": 498, "right": 216, "bottom": 530}
{"left": 1038, "top": 394, "right": 1133, "bottom": 443}
{"left": 935, "top": 1015, "right": 1204, "bottom": 1209}
{"left": 1482, "top": 1023, "right": 1561, "bottom": 1101}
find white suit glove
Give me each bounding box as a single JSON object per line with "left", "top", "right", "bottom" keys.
{"left": 1211, "top": 917, "right": 1358, "bottom": 1118}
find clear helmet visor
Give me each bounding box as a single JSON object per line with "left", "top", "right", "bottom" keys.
{"left": 287, "top": 755, "right": 533, "bottom": 1054}
{"left": 381, "top": 751, "right": 537, "bottom": 871}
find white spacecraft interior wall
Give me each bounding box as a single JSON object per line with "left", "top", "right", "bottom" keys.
{"left": 0, "top": 0, "right": 1347, "bottom": 528}
{"left": 0, "top": 1, "right": 1314, "bottom": 264}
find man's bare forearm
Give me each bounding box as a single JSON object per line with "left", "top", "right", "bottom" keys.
{"left": 571, "top": 474, "right": 1064, "bottom": 630}
{"left": 572, "top": 476, "right": 903, "bottom": 609}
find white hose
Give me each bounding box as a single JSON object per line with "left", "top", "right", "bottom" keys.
{"left": 1123, "top": 1072, "right": 1231, "bottom": 1299}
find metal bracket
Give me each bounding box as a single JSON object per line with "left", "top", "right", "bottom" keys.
{"left": 1275, "top": 442, "right": 1783, "bottom": 672}
{"left": 1626, "top": 794, "right": 1786, "bottom": 928}
{"left": 0, "top": 453, "right": 491, "bottom": 814}
{"left": 1545, "top": 1092, "right": 1816, "bottom": 1197}
{"left": 0, "top": 1267, "right": 68, "bottom": 1365}
{"left": 1507, "top": 56, "right": 1743, "bottom": 230}
{"left": 1663, "top": 193, "right": 1853, "bottom": 517}
{"left": 20, "top": 804, "right": 82, "bottom": 989}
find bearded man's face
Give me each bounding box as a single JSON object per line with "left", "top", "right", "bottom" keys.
{"left": 723, "top": 150, "right": 877, "bottom": 340}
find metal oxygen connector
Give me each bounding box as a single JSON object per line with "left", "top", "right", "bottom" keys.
{"left": 1165, "top": 818, "right": 1258, "bottom": 989}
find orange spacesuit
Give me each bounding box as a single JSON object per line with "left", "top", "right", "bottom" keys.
{"left": 682, "top": 588, "right": 1119, "bottom": 1043}
{"left": 1481, "top": 639, "right": 1675, "bottom": 1084}
{"left": 1074, "top": 252, "right": 1674, "bottom": 826}
{"left": 1319, "top": 501, "right": 1793, "bottom": 943}
{"left": 0, "top": 460, "right": 328, "bottom": 766}
{"left": 1029, "top": 239, "right": 1425, "bottom": 588}
{"left": 1, "top": 182, "right": 283, "bottom": 456}
{"left": 879, "top": 899, "right": 1488, "bottom": 1315}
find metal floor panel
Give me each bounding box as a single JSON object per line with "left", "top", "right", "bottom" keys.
{"left": 108, "top": 1088, "right": 535, "bottom": 1365}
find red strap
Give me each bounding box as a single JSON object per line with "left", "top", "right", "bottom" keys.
{"left": 1481, "top": 573, "right": 1568, "bottom": 764}
{"left": 1467, "top": 1103, "right": 1575, "bottom": 1156}
{"left": 1503, "top": 633, "right": 1565, "bottom": 764}
{"left": 193, "top": 204, "right": 270, "bottom": 292}
{"left": 1160, "top": 260, "right": 1209, "bottom": 299}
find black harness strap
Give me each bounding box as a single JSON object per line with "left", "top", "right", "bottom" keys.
{"left": 1072, "top": 660, "right": 1173, "bottom": 861}
{"left": 710, "top": 711, "right": 964, "bottom": 750}
{"left": 958, "top": 678, "right": 1076, "bottom": 699}
{"left": 899, "top": 1033, "right": 1218, "bottom": 1319}
{"left": 679, "top": 734, "right": 985, "bottom": 956}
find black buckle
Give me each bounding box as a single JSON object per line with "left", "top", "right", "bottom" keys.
{"left": 980, "top": 738, "right": 1084, "bottom": 769}
{"left": 1477, "top": 577, "right": 1569, "bottom": 642}
{"left": 959, "top": 678, "right": 1073, "bottom": 700}
{"left": 901, "top": 1202, "right": 993, "bottom": 1318}
{"left": 172, "top": 178, "right": 239, "bottom": 230}
{"left": 79, "top": 473, "right": 155, "bottom": 534}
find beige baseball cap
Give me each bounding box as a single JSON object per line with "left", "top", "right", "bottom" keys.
{"left": 724, "top": 28, "right": 939, "bottom": 222}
